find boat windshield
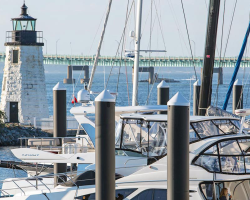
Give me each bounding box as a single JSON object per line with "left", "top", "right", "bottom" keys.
{"left": 115, "top": 118, "right": 241, "bottom": 156}
{"left": 193, "top": 137, "right": 250, "bottom": 174}
{"left": 115, "top": 119, "right": 167, "bottom": 157}
{"left": 191, "top": 119, "right": 239, "bottom": 139}
{"left": 200, "top": 179, "right": 250, "bottom": 200}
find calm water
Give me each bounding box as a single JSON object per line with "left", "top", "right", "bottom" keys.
{"left": 0, "top": 64, "right": 250, "bottom": 181}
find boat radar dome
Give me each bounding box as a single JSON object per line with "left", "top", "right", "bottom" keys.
{"left": 77, "top": 89, "right": 90, "bottom": 103}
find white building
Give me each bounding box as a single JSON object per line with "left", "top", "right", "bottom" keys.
{"left": 0, "top": 3, "right": 49, "bottom": 124}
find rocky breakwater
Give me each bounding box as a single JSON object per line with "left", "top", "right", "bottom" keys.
{"left": 0, "top": 124, "right": 50, "bottom": 146}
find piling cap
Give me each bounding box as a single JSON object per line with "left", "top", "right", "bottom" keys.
{"left": 157, "top": 80, "right": 169, "bottom": 88}
{"left": 193, "top": 79, "right": 200, "bottom": 86}
{"left": 95, "top": 89, "right": 115, "bottom": 102}
{"left": 53, "top": 82, "right": 66, "bottom": 91}
{"left": 234, "top": 79, "right": 243, "bottom": 86}
{"left": 167, "top": 92, "right": 189, "bottom": 106}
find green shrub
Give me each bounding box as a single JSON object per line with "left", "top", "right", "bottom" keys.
{"left": 0, "top": 110, "right": 6, "bottom": 128}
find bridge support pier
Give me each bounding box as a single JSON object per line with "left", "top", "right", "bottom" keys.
{"left": 215, "top": 67, "right": 223, "bottom": 85}
{"left": 63, "top": 65, "right": 89, "bottom": 84}
{"left": 132, "top": 66, "right": 154, "bottom": 84}
{"left": 201, "top": 67, "right": 223, "bottom": 84}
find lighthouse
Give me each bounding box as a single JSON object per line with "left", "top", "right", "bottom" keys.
{"left": 0, "top": 3, "right": 49, "bottom": 124}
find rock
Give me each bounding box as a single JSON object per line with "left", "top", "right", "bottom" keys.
{"left": 0, "top": 125, "right": 50, "bottom": 146}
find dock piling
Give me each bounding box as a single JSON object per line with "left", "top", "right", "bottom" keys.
{"left": 157, "top": 80, "right": 169, "bottom": 114}
{"left": 193, "top": 79, "right": 200, "bottom": 116}
{"left": 53, "top": 82, "right": 67, "bottom": 187}
{"left": 233, "top": 79, "right": 243, "bottom": 113}
{"left": 167, "top": 92, "right": 190, "bottom": 200}
{"left": 95, "top": 90, "right": 115, "bottom": 200}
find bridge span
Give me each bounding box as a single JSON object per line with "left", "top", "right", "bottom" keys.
{"left": 0, "top": 52, "right": 249, "bottom": 67}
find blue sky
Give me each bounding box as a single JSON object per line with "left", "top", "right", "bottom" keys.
{"left": 0, "top": 0, "right": 250, "bottom": 57}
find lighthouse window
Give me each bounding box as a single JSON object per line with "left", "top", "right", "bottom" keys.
{"left": 12, "top": 50, "right": 19, "bottom": 64}
{"left": 12, "top": 21, "right": 16, "bottom": 30}
{"left": 31, "top": 21, "right": 36, "bottom": 30}
{"left": 26, "top": 21, "right": 32, "bottom": 30}
{"left": 16, "top": 21, "right": 22, "bottom": 31}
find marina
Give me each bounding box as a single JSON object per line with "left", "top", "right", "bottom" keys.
{"left": 0, "top": 0, "right": 250, "bottom": 200}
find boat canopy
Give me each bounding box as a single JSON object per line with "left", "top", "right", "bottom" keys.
{"left": 192, "top": 136, "right": 250, "bottom": 174}
{"left": 116, "top": 114, "right": 241, "bottom": 157}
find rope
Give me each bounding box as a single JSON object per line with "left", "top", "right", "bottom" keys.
{"left": 214, "top": 0, "right": 237, "bottom": 107}
{"left": 223, "top": 0, "right": 238, "bottom": 58}
{"left": 180, "top": 0, "right": 197, "bottom": 80}
{"left": 146, "top": 0, "right": 153, "bottom": 105}
{"left": 167, "top": 0, "right": 189, "bottom": 55}
{"left": 214, "top": 0, "right": 227, "bottom": 107}
{"left": 145, "top": 0, "right": 167, "bottom": 104}
{"left": 245, "top": 15, "right": 250, "bottom": 106}
{"left": 115, "top": 0, "right": 130, "bottom": 102}
{"left": 72, "top": 10, "right": 106, "bottom": 96}
{"left": 125, "top": 64, "right": 130, "bottom": 105}
{"left": 154, "top": 0, "right": 167, "bottom": 51}
{"left": 246, "top": 71, "right": 250, "bottom": 105}
{"left": 70, "top": 42, "right": 75, "bottom": 106}
{"left": 105, "top": 0, "right": 135, "bottom": 88}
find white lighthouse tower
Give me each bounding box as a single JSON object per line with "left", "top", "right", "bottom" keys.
{"left": 0, "top": 3, "right": 49, "bottom": 124}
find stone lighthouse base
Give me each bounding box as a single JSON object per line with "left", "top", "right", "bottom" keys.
{"left": 0, "top": 45, "right": 49, "bottom": 124}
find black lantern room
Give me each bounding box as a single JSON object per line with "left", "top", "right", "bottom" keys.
{"left": 5, "top": 3, "right": 43, "bottom": 46}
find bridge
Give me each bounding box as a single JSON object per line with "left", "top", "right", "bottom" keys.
{"left": 0, "top": 52, "right": 249, "bottom": 67}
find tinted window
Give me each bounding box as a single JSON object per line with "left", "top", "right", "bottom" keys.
{"left": 79, "top": 189, "right": 136, "bottom": 200}
{"left": 200, "top": 183, "right": 214, "bottom": 200}
{"left": 132, "top": 189, "right": 154, "bottom": 200}
{"left": 153, "top": 189, "right": 167, "bottom": 200}
{"left": 115, "top": 189, "right": 137, "bottom": 199}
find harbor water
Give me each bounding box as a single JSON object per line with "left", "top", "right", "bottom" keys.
{"left": 0, "top": 63, "right": 250, "bottom": 182}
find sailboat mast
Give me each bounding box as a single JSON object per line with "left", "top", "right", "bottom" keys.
{"left": 198, "top": 0, "right": 220, "bottom": 116}
{"left": 132, "top": 0, "right": 143, "bottom": 106}
{"left": 87, "top": 0, "right": 113, "bottom": 92}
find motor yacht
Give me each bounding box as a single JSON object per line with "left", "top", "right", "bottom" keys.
{"left": 3, "top": 129, "right": 250, "bottom": 199}
{"left": 2, "top": 110, "right": 250, "bottom": 199}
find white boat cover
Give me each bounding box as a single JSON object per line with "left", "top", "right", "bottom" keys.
{"left": 70, "top": 104, "right": 168, "bottom": 115}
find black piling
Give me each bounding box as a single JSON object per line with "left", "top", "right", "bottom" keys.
{"left": 157, "top": 80, "right": 169, "bottom": 114}
{"left": 233, "top": 79, "right": 243, "bottom": 113}
{"left": 167, "top": 92, "right": 190, "bottom": 200}
{"left": 193, "top": 80, "right": 200, "bottom": 116}
{"left": 53, "top": 82, "right": 67, "bottom": 187}
{"left": 95, "top": 90, "right": 115, "bottom": 200}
